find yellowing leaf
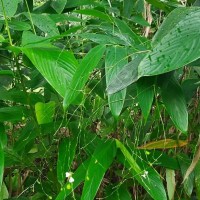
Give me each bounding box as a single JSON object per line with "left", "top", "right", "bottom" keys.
{"left": 138, "top": 139, "right": 188, "bottom": 150}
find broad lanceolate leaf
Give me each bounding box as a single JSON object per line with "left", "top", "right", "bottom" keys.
{"left": 57, "top": 136, "right": 78, "bottom": 184}
{"left": 21, "top": 47, "right": 78, "bottom": 98}
{"left": 114, "top": 19, "right": 146, "bottom": 46}
{"left": 137, "top": 77, "right": 155, "bottom": 121}
{"left": 8, "top": 20, "right": 31, "bottom": 31}
{"left": 25, "top": 13, "right": 59, "bottom": 37}
{"left": 0, "top": 0, "right": 21, "bottom": 17}
{"left": 105, "top": 46, "right": 127, "bottom": 118}
{"left": 107, "top": 53, "right": 145, "bottom": 94}
{"left": 138, "top": 7, "right": 200, "bottom": 77}
{"left": 116, "top": 140, "right": 167, "bottom": 200}
{"left": 35, "top": 101, "right": 55, "bottom": 125}
{"left": 51, "top": 0, "right": 68, "bottom": 13}
{"left": 108, "top": 7, "right": 200, "bottom": 94}
{"left": 123, "top": 0, "right": 134, "bottom": 18}
{"left": 81, "top": 140, "right": 117, "bottom": 200}
{"left": 63, "top": 45, "right": 106, "bottom": 109}
{"left": 161, "top": 75, "right": 188, "bottom": 133}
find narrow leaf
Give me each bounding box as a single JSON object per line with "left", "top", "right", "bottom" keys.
{"left": 137, "top": 77, "right": 155, "bottom": 121}
{"left": 178, "top": 155, "right": 194, "bottom": 196}
{"left": 194, "top": 160, "right": 200, "bottom": 199}
{"left": 105, "top": 46, "right": 127, "bottom": 118}
{"left": 116, "top": 140, "right": 167, "bottom": 200}
{"left": 183, "top": 144, "right": 200, "bottom": 182}
{"left": 138, "top": 139, "right": 188, "bottom": 150}
{"left": 63, "top": 45, "right": 106, "bottom": 109}
{"left": 123, "top": 0, "right": 134, "bottom": 18}
{"left": 74, "top": 9, "right": 113, "bottom": 22}
{"left": 81, "top": 140, "right": 117, "bottom": 200}
{"left": 0, "top": 124, "right": 6, "bottom": 190}
{"left": 166, "top": 169, "right": 176, "bottom": 200}
{"left": 161, "top": 75, "right": 188, "bottom": 133}
{"left": 56, "top": 159, "right": 90, "bottom": 200}
{"left": 57, "top": 137, "right": 78, "bottom": 184}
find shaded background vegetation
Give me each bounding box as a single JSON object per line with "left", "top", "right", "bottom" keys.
{"left": 0, "top": 0, "right": 200, "bottom": 199}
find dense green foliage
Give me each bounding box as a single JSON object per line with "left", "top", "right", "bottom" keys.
{"left": 0, "top": 0, "right": 200, "bottom": 199}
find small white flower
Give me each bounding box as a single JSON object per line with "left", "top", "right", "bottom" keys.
{"left": 141, "top": 170, "right": 148, "bottom": 179}
{"left": 69, "top": 177, "right": 74, "bottom": 183}
{"left": 65, "top": 172, "right": 71, "bottom": 178}
{"left": 65, "top": 171, "right": 74, "bottom": 183}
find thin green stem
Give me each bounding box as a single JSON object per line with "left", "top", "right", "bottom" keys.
{"left": 24, "top": 0, "right": 36, "bottom": 35}
{"left": 0, "top": 0, "right": 12, "bottom": 45}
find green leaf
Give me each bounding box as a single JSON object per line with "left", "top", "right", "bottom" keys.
{"left": 137, "top": 77, "right": 155, "bottom": 121}
{"left": 114, "top": 18, "right": 145, "bottom": 46}
{"left": 0, "top": 70, "right": 14, "bottom": 76}
{"left": 132, "top": 15, "right": 150, "bottom": 27}
{"left": 116, "top": 140, "right": 167, "bottom": 200}
{"left": 57, "top": 136, "right": 78, "bottom": 184}
{"left": 166, "top": 169, "right": 176, "bottom": 200}
{"left": 21, "top": 31, "right": 52, "bottom": 47}
{"left": 8, "top": 20, "right": 31, "bottom": 31}
{"left": 74, "top": 9, "right": 113, "bottom": 22}
{"left": 161, "top": 75, "right": 188, "bottom": 133}
{"left": 107, "top": 53, "right": 145, "bottom": 94}
{"left": 0, "top": 0, "right": 21, "bottom": 17}
{"left": 0, "top": 124, "right": 6, "bottom": 190}
{"left": 123, "top": 0, "right": 134, "bottom": 18}
{"left": 152, "top": 8, "right": 194, "bottom": 46}
{"left": 51, "top": 0, "right": 68, "bottom": 13}
{"left": 138, "top": 7, "right": 200, "bottom": 77}
{"left": 63, "top": 45, "right": 106, "bottom": 109}
{"left": 35, "top": 101, "right": 55, "bottom": 125}
{"left": 178, "top": 155, "right": 194, "bottom": 197}
{"left": 0, "top": 182, "right": 9, "bottom": 200}
{"left": 108, "top": 8, "right": 200, "bottom": 94}
{"left": 105, "top": 46, "right": 127, "bottom": 118}
{"left": 21, "top": 46, "right": 78, "bottom": 98}
{"left": 66, "top": 0, "right": 94, "bottom": 8}
{"left": 0, "top": 124, "right": 7, "bottom": 149}
{"left": 181, "top": 79, "right": 200, "bottom": 103}
{"left": 0, "top": 106, "right": 28, "bottom": 122}
{"left": 139, "top": 150, "right": 179, "bottom": 170}
{"left": 13, "top": 120, "right": 38, "bottom": 153}
{"left": 106, "top": 184, "right": 132, "bottom": 200}
{"left": 81, "top": 140, "right": 117, "bottom": 200}
{"left": 56, "top": 159, "right": 90, "bottom": 200}
{"left": 26, "top": 13, "right": 59, "bottom": 37}
{"left": 79, "top": 33, "right": 125, "bottom": 45}
{"left": 195, "top": 160, "right": 200, "bottom": 199}
{"left": 0, "top": 34, "right": 5, "bottom": 42}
